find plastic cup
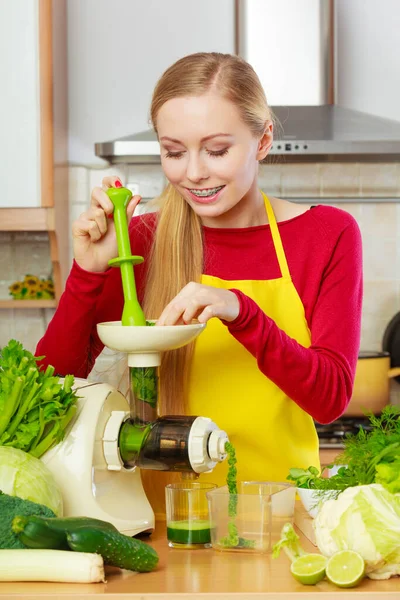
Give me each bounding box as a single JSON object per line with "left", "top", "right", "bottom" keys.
{"left": 165, "top": 481, "right": 217, "bottom": 549}
{"left": 206, "top": 481, "right": 295, "bottom": 553}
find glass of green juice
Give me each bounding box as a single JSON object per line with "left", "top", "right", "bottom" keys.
{"left": 165, "top": 481, "right": 217, "bottom": 549}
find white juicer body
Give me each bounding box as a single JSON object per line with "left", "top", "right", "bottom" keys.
{"left": 41, "top": 379, "right": 154, "bottom": 536}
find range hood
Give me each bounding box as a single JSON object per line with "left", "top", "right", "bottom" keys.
{"left": 95, "top": 1, "right": 400, "bottom": 164}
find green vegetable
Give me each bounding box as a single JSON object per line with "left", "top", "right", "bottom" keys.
{"left": 287, "top": 406, "right": 400, "bottom": 497}
{"left": 11, "top": 514, "right": 118, "bottom": 550}
{"left": 0, "top": 340, "right": 79, "bottom": 458}
{"left": 287, "top": 466, "right": 327, "bottom": 489}
{"left": 272, "top": 522, "right": 306, "bottom": 562}
{"left": 218, "top": 442, "right": 255, "bottom": 549}
{"left": 131, "top": 366, "right": 158, "bottom": 409}
{"left": 66, "top": 526, "right": 159, "bottom": 573}
{"left": 0, "top": 447, "right": 63, "bottom": 515}
{"left": 314, "top": 484, "right": 400, "bottom": 580}
{"left": 0, "top": 491, "right": 55, "bottom": 549}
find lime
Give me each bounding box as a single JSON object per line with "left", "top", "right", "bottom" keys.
{"left": 326, "top": 550, "right": 365, "bottom": 588}
{"left": 290, "top": 554, "right": 327, "bottom": 585}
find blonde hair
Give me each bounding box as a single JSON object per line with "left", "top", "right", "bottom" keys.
{"left": 143, "top": 52, "right": 273, "bottom": 415}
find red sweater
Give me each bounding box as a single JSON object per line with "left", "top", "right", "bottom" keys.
{"left": 36, "top": 205, "right": 363, "bottom": 424}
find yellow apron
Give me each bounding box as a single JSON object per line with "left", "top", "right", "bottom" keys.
{"left": 188, "top": 192, "right": 320, "bottom": 487}
{"left": 142, "top": 193, "right": 320, "bottom": 517}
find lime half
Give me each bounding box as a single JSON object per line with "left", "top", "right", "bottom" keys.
{"left": 326, "top": 550, "right": 365, "bottom": 588}
{"left": 290, "top": 554, "right": 327, "bottom": 585}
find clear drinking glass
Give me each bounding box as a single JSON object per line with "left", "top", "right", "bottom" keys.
{"left": 165, "top": 481, "right": 217, "bottom": 548}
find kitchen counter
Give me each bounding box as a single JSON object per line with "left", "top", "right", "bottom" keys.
{"left": 0, "top": 521, "right": 398, "bottom": 599}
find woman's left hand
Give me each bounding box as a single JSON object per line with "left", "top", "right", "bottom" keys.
{"left": 157, "top": 283, "right": 240, "bottom": 325}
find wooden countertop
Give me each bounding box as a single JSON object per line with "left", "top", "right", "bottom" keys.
{"left": 0, "top": 521, "right": 398, "bottom": 599}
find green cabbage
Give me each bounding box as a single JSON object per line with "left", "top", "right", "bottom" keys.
{"left": 314, "top": 484, "right": 400, "bottom": 579}
{"left": 0, "top": 446, "right": 63, "bottom": 516}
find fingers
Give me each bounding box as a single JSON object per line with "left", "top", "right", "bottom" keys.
{"left": 127, "top": 195, "right": 142, "bottom": 220}
{"left": 157, "top": 285, "right": 240, "bottom": 326}
{"left": 72, "top": 206, "right": 107, "bottom": 241}
{"left": 91, "top": 186, "right": 114, "bottom": 217}
{"left": 157, "top": 283, "right": 218, "bottom": 326}
{"left": 101, "top": 176, "right": 123, "bottom": 190}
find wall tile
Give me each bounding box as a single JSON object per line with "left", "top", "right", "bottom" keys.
{"left": 89, "top": 165, "right": 129, "bottom": 192}
{"left": 13, "top": 238, "right": 53, "bottom": 281}
{"left": 0, "top": 310, "right": 15, "bottom": 348}
{"left": 258, "top": 164, "right": 282, "bottom": 196}
{"left": 362, "top": 239, "right": 398, "bottom": 280}
{"left": 281, "top": 164, "right": 321, "bottom": 197}
{"left": 13, "top": 310, "right": 46, "bottom": 353}
{"left": 360, "top": 164, "right": 400, "bottom": 197}
{"left": 126, "top": 165, "right": 166, "bottom": 199}
{"left": 359, "top": 203, "right": 398, "bottom": 240}
{"left": 320, "top": 163, "right": 360, "bottom": 197}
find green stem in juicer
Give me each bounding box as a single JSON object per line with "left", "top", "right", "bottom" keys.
{"left": 106, "top": 187, "right": 146, "bottom": 326}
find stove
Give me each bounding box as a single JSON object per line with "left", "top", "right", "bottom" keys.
{"left": 316, "top": 416, "right": 373, "bottom": 448}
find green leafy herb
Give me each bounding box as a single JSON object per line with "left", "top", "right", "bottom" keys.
{"left": 287, "top": 466, "right": 322, "bottom": 489}
{"left": 287, "top": 406, "right": 400, "bottom": 497}
{"left": 0, "top": 340, "right": 79, "bottom": 458}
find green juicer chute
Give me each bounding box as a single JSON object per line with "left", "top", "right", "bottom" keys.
{"left": 106, "top": 187, "right": 146, "bottom": 326}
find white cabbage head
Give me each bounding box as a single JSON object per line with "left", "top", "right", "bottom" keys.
{"left": 314, "top": 484, "right": 400, "bottom": 579}
{"left": 0, "top": 446, "right": 63, "bottom": 516}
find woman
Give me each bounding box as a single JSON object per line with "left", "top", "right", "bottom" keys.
{"left": 37, "top": 52, "right": 362, "bottom": 515}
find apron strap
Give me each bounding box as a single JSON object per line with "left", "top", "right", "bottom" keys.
{"left": 262, "top": 192, "right": 291, "bottom": 281}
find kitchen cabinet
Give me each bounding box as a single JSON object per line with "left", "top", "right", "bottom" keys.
{"left": 0, "top": 0, "right": 68, "bottom": 306}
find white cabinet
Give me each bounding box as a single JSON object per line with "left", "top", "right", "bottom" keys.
{"left": 0, "top": 0, "right": 41, "bottom": 207}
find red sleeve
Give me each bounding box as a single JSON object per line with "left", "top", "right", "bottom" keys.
{"left": 227, "top": 219, "right": 362, "bottom": 424}
{"left": 35, "top": 261, "right": 109, "bottom": 377}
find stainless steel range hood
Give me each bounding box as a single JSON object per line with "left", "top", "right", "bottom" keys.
{"left": 95, "top": 1, "right": 400, "bottom": 164}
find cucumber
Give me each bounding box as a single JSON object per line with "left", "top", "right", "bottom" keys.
{"left": 12, "top": 516, "right": 68, "bottom": 550}
{"left": 66, "top": 527, "right": 159, "bottom": 573}
{"left": 12, "top": 515, "right": 118, "bottom": 550}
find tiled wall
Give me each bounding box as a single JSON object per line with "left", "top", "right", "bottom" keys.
{"left": 1, "top": 162, "right": 400, "bottom": 403}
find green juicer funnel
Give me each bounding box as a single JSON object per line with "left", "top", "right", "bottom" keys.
{"left": 106, "top": 187, "right": 146, "bottom": 326}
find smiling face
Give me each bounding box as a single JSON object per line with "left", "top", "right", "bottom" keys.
{"left": 156, "top": 92, "right": 272, "bottom": 227}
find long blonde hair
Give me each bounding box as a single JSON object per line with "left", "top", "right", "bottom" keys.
{"left": 143, "top": 52, "right": 273, "bottom": 415}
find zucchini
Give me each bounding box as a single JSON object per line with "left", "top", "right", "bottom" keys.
{"left": 12, "top": 515, "right": 118, "bottom": 550}
{"left": 66, "top": 526, "right": 159, "bottom": 573}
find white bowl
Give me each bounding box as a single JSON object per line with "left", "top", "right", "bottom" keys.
{"left": 297, "top": 488, "right": 335, "bottom": 518}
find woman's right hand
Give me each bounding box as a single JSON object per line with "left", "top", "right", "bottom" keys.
{"left": 72, "top": 176, "right": 141, "bottom": 273}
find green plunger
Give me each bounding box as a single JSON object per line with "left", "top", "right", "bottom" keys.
{"left": 106, "top": 187, "right": 146, "bottom": 326}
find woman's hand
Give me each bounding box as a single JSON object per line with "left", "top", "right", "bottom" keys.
{"left": 72, "top": 176, "right": 141, "bottom": 273}
{"left": 157, "top": 283, "right": 240, "bottom": 325}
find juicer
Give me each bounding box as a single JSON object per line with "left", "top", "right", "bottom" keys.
{"left": 41, "top": 187, "right": 229, "bottom": 536}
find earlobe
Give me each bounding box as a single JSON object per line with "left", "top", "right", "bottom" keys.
{"left": 256, "top": 121, "right": 274, "bottom": 161}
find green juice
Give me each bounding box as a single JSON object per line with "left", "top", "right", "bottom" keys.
{"left": 167, "top": 520, "right": 211, "bottom": 545}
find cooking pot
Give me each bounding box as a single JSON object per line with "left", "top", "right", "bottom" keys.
{"left": 345, "top": 351, "right": 400, "bottom": 416}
